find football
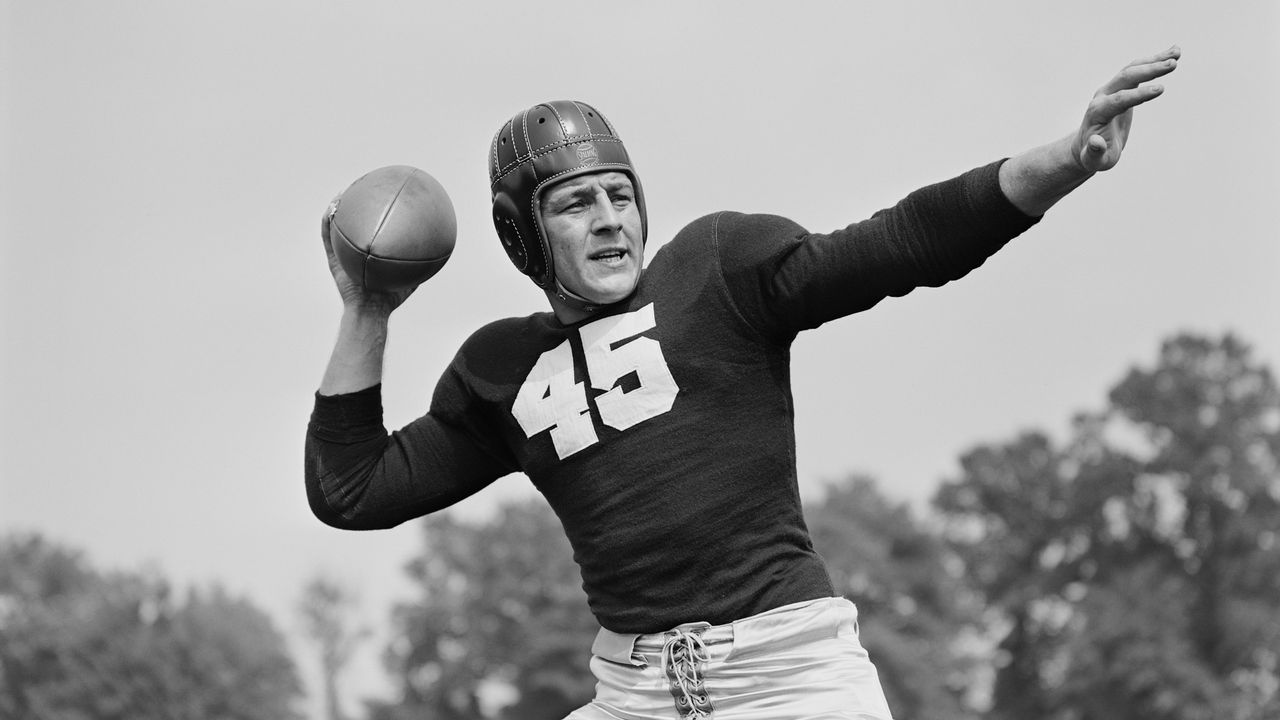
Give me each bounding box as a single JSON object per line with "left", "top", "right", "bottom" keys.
{"left": 329, "top": 165, "right": 457, "bottom": 292}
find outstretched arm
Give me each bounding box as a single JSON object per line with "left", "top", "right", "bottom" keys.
{"left": 730, "top": 47, "right": 1181, "bottom": 336}
{"left": 999, "top": 45, "right": 1180, "bottom": 217}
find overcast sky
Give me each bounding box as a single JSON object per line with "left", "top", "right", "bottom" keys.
{"left": 3, "top": 1, "right": 1277, "bottom": 714}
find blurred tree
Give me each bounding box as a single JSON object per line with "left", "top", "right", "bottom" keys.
{"left": 0, "top": 533, "right": 304, "bottom": 720}
{"left": 807, "top": 475, "right": 985, "bottom": 719}
{"left": 165, "top": 585, "right": 306, "bottom": 719}
{"left": 368, "top": 500, "right": 596, "bottom": 720}
{"left": 298, "top": 574, "right": 369, "bottom": 720}
{"left": 934, "top": 333, "right": 1280, "bottom": 720}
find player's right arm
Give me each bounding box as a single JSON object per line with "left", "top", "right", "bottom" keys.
{"left": 308, "top": 202, "right": 515, "bottom": 530}
{"left": 318, "top": 197, "right": 413, "bottom": 395}
{"left": 306, "top": 381, "right": 514, "bottom": 530}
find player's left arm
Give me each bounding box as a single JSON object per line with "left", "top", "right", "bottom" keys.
{"left": 999, "top": 46, "right": 1180, "bottom": 217}
{"left": 721, "top": 46, "right": 1181, "bottom": 337}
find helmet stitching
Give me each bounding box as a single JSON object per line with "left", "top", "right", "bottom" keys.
{"left": 520, "top": 110, "right": 534, "bottom": 182}
{"left": 489, "top": 137, "right": 626, "bottom": 186}
{"left": 545, "top": 102, "right": 571, "bottom": 140}
{"left": 498, "top": 216, "right": 530, "bottom": 272}
{"left": 527, "top": 208, "right": 549, "bottom": 285}
{"left": 572, "top": 100, "right": 595, "bottom": 136}
{"left": 488, "top": 104, "right": 624, "bottom": 184}
{"left": 489, "top": 125, "right": 503, "bottom": 180}
{"left": 597, "top": 110, "right": 617, "bottom": 136}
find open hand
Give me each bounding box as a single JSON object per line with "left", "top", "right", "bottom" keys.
{"left": 1074, "top": 46, "right": 1180, "bottom": 172}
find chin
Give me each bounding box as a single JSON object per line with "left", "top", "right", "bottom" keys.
{"left": 585, "top": 274, "right": 640, "bottom": 305}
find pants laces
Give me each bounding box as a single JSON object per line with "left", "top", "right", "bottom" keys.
{"left": 661, "top": 628, "right": 713, "bottom": 719}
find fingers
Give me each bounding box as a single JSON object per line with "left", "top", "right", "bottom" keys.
{"left": 1088, "top": 46, "right": 1178, "bottom": 124}
{"left": 1087, "top": 134, "right": 1108, "bottom": 154}
{"left": 1074, "top": 46, "right": 1179, "bottom": 173}
{"left": 1089, "top": 84, "right": 1165, "bottom": 122}
{"left": 321, "top": 193, "right": 342, "bottom": 254}
{"left": 1104, "top": 58, "right": 1178, "bottom": 93}
{"left": 1128, "top": 45, "right": 1181, "bottom": 68}
{"left": 1079, "top": 132, "right": 1125, "bottom": 173}
{"left": 1081, "top": 134, "right": 1108, "bottom": 166}
{"left": 1101, "top": 46, "right": 1180, "bottom": 94}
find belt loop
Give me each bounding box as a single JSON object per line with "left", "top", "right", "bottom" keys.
{"left": 591, "top": 627, "right": 647, "bottom": 667}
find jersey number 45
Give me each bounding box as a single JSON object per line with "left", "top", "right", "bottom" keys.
{"left": 512, "top": 303, "right": 679, "bottom": 460}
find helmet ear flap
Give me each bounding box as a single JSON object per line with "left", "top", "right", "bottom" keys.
{"left": 492, "top": 191, "right": 548, "bottom": 286}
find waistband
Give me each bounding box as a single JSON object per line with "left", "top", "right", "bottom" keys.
{"left": 591, "top": 596, "right": 855, "bottom": 667}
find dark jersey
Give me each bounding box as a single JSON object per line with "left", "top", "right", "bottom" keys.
{"left": 306, "top": 160, "right": 1039, "bottom": 633}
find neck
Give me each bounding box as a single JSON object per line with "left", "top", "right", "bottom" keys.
{"left": 546, "top": 288, "right": 600, "bottom": 324}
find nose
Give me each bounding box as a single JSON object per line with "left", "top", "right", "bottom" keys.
{"left": 590, "top": 193, "right": 622, "bottom": 234}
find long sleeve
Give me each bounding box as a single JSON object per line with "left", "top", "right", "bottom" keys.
{"left": 714, "top": 159, "right": 1040, "bottom": 340}
{"left": 305, "top": 382, "right": 516, "bottom": 530}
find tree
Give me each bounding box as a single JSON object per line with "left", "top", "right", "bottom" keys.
{"left": 298, "top": 574, "right": 369, "bottom": 720}
{"left": 0, "top": 533, "right": 304, "bottom": 720}
{"left": 165, "top": 585, "right": 307, "bottom": 720}
{"left": 932, "top": 429, "right": 1139, "bottom": 718}
{"left": 1097, "top": 333, "right": 1280, "bottom": 719}
{"left": 807, "top": 475, "right": 985, "bottom": 719}
{"left": 369, "top": 500, "right": 597, "bottom": 720}
{"left": 933, "top": 333, "right": 1280, "bottom": 720}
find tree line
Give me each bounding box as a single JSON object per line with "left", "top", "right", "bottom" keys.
{"left": 3, "top": 332, "right": 1277, "bottom": 719}
{"left": 0, "top": 535, "right": 302, "bottom": 719}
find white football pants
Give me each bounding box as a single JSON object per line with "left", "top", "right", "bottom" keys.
{"left": 563, "top": 597, "right": 894, "bottom": 720}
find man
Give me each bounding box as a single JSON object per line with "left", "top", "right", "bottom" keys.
{"left": 307, "top": 47, "right": 1180, "bottom": 720}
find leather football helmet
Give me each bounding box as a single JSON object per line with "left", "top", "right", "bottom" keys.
{"left": 489, "top": 100, "right": 647, "bottom": 309}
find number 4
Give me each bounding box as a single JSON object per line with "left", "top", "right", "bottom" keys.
{"left": 512, "top": 304, "right": 679, "bottom": 460}
{"left": 512, "top": 339, "right": 597, "bottom": 459}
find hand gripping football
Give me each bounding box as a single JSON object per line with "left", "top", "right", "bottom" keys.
{"left": 329, "top": 165, "right": 457, "bottom": 292}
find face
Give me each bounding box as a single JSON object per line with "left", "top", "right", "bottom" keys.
{"left": 538, "top": 171, "right": 643, "bottom": 307}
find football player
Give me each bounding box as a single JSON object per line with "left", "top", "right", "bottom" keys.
{"left": 307, "top": 46, "right": 1179, "bottom": 720}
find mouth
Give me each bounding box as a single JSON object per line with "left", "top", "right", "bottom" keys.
{"left": 589, "top": 248, "right": 629, "bottom": 266}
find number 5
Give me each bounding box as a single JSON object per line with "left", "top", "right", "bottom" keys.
{"left": 581, "top": 303, "right": 678, "bottom": 431}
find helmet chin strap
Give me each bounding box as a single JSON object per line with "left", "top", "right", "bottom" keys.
{"left": 551, "top": 272, "right": 642, "bottom": 316}
{"left": 552, "top": 279, "right": 611, "bottom": 315}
